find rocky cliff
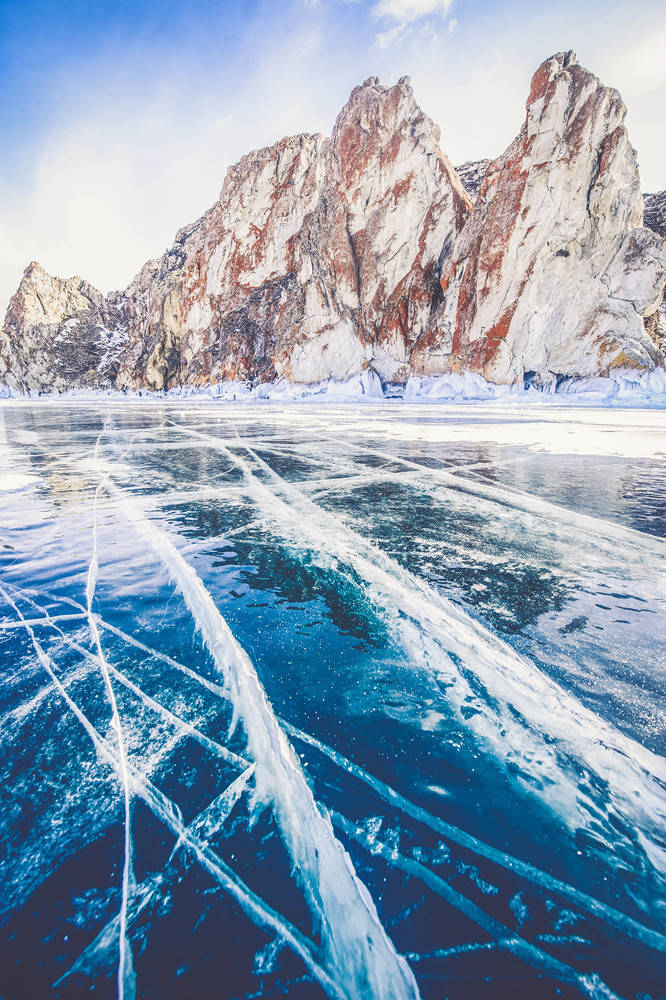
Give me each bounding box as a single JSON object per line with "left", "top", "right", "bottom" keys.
{"left": 644, "top": 190, "right": 666, "bottom": 240}
{"left": 0, "top": 264, "right": 128, "bottom": 394}
{"left": 417, "top": 50, "right": 666, "bottom": 384}
{"left": 642, "top": 185, "right": 666, "bottom": 355}
{"left": 2, "top": 51, "right": 665, "bottom": 395}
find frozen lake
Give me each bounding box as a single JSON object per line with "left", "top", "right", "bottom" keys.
{"left": 1, "top": 400, "right": 665, "bottom": 1000}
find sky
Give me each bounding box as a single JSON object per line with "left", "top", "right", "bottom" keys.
{"left": 1, "top": 0, "right": 665, "bottom": 317}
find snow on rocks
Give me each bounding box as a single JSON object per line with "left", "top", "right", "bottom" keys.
{"left": 4, "top": 367, "right": 664, "bottom": 409}
{"left": 454, "top": 160, "right": 492, "bottom": 202}
{"left": 644, "top": 190, "right": 666, "bottom": 240}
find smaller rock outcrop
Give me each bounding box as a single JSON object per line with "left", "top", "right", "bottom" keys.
{"left": 641, "top": 192, "right": 666, "bottom": 353}
{"left": 455, "top": 160, "right": 491, "bottom": 201}
{"left": 644, "top": 190, "right": 666, "bottom": 240}
{"left": 0, "top": 263, "right": 127, "bottom": 394}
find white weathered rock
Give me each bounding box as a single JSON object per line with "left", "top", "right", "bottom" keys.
{"left": 1, "top": 53, "right": 664, "bottom": 395}
{"left": 0, "top": 263, "right": 126, "bottom": 394}
{"left": 602, "top": 227, "right": 666, "bottom": 315}
{"left": 419, "top": 51, "right": 665, "bottom": 383}
{"left": 114, "top": 76, "right": 470, "bottom": 390}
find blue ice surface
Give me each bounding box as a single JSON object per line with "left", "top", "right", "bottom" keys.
{"left": 0, "top": 400, "right": 665, "bottom": 1000}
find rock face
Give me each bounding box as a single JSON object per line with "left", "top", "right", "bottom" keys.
{"left": 642, "top": 190, "right": 666, "bottom": 352}
{"left": 455, "top": 160, "right": 491, "bottom": 201}
{"left": 1, "top": 52, "right": 665, "bottom": 395}
{"left": 120, "top": 77, "right": 470, "bottom": 392}
{"left": 138, "top": 76, "right": 469, "bottom": 390}
{"left": 415, "top": 51, "right": 666, "bottom": 384}
{"left": 644, "top": 190, "right": 666, "bottom": 239}
{"left": 2, "top": 76, "right": 470, "bottom": 395}
{"left": 0, "top": 264, "right": 127, "bottom": 394}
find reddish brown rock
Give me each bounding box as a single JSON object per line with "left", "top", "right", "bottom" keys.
{"left": 417, "top": 51, "right": 666, "bottom": 384}
{"left": 2, "top": 54, "right": 664, "bottom": 395}
{"left": 114, "top": 75, "right": 471, "bottom": 391}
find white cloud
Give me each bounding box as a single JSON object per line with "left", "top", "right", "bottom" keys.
{"left": 371, "top": 0, "right": 456, "bottom": 49}
{"left": 375, "top": 23, "right": 410, "bottom": 48}
{"left": 372, "top": 0, "right": 454, "bottom": 23}
{"left": 374, "top": 16, "right": 453, "bottom": 51}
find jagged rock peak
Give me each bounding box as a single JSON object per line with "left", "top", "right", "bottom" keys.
{"left": 2, "top": 53, "right": 664, "bottom": 396}
{"left": 417, "top": 50, "right": 665, "bottom": 384}
{"left": 1, "top": 260, "right": 128, "bottom": 394}
{"left": 82, "top": 69, "right": 470, "bottom": 393}
{"left": 8, "top": 262, "right": 104, "bottom": 325}
{"left": 557, "top": 49, "right": 577, "bottom": 68}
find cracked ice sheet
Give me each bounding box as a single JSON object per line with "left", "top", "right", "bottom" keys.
{"left": 1, "top": 402, "right": 666, "bottom": 1000}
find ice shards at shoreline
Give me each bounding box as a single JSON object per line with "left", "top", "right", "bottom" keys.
{"left": 2, "top": 366, "right": 666, "bottom": 406}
